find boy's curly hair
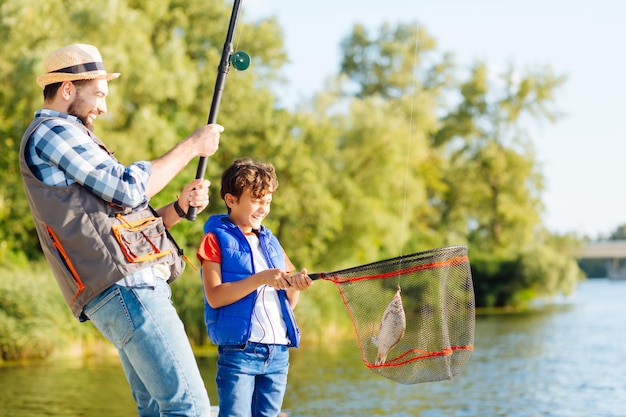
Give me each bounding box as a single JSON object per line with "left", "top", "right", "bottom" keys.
{"left": 220, "top": 157, "right": 278, "bottom": 202}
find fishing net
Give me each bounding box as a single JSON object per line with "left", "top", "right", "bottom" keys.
{"left": 310, "top": 245, "right": 474, "bottom": 385}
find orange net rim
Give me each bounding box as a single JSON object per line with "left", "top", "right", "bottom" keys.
{"left": 317, "top": 255, "right": 469, "bottom": 284}
{"left": 365, "top": 345, "right": 475, "bottom": 369}
{"left": 310, "top": 245, "right": 469, "bottom": 282}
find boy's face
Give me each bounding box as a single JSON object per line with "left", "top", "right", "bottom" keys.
{"left": 226, "top": 188, "right": 273, "bottom": 232}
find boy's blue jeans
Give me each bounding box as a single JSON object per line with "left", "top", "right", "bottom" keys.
{"left": 83, "top": 278, "right": 211, "bottom": 417}
{"left": 216, "top": 343, "right": 289, "bottom": 417}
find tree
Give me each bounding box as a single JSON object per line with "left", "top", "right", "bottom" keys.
{"left": 432, "top": 63, "right": 565, "bottom": 253}
{"left": 335, "top": 21, "right": 581, "bottom": 307}
{"left": 609, "top": 224, "right": 626, "bottom": 240}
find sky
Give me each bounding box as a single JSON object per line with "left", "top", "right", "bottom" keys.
{"left": 243, "top": 0, "right": 626, "bottom": 239}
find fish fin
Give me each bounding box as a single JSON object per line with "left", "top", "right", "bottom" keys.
{"left": 371, "top": 335, "right": 378, "bottom": 347}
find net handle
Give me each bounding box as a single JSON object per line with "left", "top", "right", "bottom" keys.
{"left": 308, "top": 273, "right": 323, "bottom": 281}
{"left": 306, "top": 245, "right": 468, "bottom": 282}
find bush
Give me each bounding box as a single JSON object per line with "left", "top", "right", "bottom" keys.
{"left": 170, "top": 268, "right": 209, "bottom": 347}
{"left": 470, "top": 245, "right": 584, "bottom": 309}
{"left": 0, "top": 261, "right": 100, "bottom": 362}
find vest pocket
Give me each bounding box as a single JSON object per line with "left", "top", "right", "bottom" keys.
{"left": 112, "top": 214, "right": 172, "bottom": 263}
{"left": 45, "top": 224, "right": 85, "bottom": 306}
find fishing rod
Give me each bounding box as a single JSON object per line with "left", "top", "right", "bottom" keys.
{"left": 187, "top": 0, "right": 250, "bottom": 221}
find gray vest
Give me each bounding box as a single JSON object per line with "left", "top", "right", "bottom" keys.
{"left": 19, "top": 117, "right": 185, "bottom": 320}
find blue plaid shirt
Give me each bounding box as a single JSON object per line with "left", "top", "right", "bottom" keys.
{"left": 26, "top": 109, "right": 151, "bottom": 209}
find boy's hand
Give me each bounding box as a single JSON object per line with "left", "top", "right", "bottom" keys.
{"left": 288, "top": 269, "right": 313, "bottom": 291}
{"left": 259, "top": 268, "right": 292, "bottom": 290}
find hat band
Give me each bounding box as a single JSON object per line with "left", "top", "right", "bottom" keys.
{"left": 50, "top": 61, "right": 105, "bottom": 74}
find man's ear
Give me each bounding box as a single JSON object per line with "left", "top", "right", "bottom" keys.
{"left": 59, "top": 81, "right": 74, "bottom": 100}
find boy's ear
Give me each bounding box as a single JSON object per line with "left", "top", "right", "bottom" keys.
{"left": 224, "top": 193, "right": 236, "bottom": 208}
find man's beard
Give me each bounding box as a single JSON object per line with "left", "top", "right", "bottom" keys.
{"left": 67, "top": 99, "right": 94, "bottom": 132}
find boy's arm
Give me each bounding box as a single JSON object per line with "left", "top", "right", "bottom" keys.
{"left": 201, "top": 261, "right": 292, "bottom": 308}
{"left": 285, "top": 288, "right": 300, "bottom": 309}
{"left": 286, "top": 269, "right": 313, "bottom": 309}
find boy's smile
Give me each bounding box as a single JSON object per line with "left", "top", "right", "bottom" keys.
{"left": 226, "top": 188, "right": 273, "bottom": 233}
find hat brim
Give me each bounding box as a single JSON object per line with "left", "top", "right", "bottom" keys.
{"left": 36, "top": 71, "right": 120, "bottom": 88}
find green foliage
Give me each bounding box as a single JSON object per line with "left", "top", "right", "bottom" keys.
{"left": 429, "top": 62, "right": 565, "bottom": 255}
{"left": 170, "top": 269, "right": 209, "bottom": 346}
{"left": 471, "top": 244, "right": 584, "bottom": 309}
{"left": 608, "top": 224, "right": 626, "bottom": 240}
{"left": 0, "top": 262, "right": 99, "bottom": 362}
{"left": 340, "top": 22, "right": 440, "bottom": 99}
{"left": 0, "top": 4, "right": 587, "bottom": 359}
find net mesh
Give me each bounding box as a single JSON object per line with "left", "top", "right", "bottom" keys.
{"left": 311, "top": 245, "right": 474, "bottom": 385}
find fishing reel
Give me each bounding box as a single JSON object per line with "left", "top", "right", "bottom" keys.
{"left": 230, "top": 51, "right": 250, "bottom": 71}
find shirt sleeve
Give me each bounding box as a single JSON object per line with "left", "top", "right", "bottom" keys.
{"left": 34, "top": 119, "right": 151, "bottom": 208}
{"left": 197, "top": 233, "right": 222, "bottom": 264}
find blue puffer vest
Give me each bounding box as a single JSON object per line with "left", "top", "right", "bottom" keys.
{"left": 202, "top": 214, "right": 300, "bottom": 347}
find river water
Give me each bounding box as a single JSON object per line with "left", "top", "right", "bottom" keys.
{"left": 1, "top": 278, "right": 625, "bottom": 416}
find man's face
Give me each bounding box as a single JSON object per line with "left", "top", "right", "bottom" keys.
{"left": 67, "top": 78, "right": 109, "bottom": 131}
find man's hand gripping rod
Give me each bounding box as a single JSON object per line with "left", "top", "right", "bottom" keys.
{"left": 187, "top": 0, "right": 249, "bottom": 221}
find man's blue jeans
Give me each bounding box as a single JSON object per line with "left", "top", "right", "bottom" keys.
{"left": 83, "top": 279, "right": 211, "bottom": 417}
{"left": 216, "top": 343, "right": 289, "bottom": 417}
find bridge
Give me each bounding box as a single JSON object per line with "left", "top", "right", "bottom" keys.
{"left": 577, "top": 240, "right": 626, "bottom": 279}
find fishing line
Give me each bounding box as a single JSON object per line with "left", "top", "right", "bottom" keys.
{"left": 397, "top": 22, "right": 421, "bottom": 287}
{"left": 234, "top": 5, "right": 245, "bottom": 59}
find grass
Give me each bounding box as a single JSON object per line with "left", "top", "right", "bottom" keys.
{"left": 0, "top": 261, "right": 103, "bottom": 362}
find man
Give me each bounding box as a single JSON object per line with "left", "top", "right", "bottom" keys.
{"left": 19, "top": 43, "right": 221, "bottom": 417}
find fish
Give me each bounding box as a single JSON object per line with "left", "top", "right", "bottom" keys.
{"left": 372, "top": 285, "right": 406, "bottom": 365}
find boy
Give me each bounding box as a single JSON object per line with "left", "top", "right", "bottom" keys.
{"left": 197, "top": 157, "right": 313, "bottom": 417}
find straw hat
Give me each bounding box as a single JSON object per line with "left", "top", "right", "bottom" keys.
{"left": 36, "top": 44, "right": 120, "bottom": 88}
